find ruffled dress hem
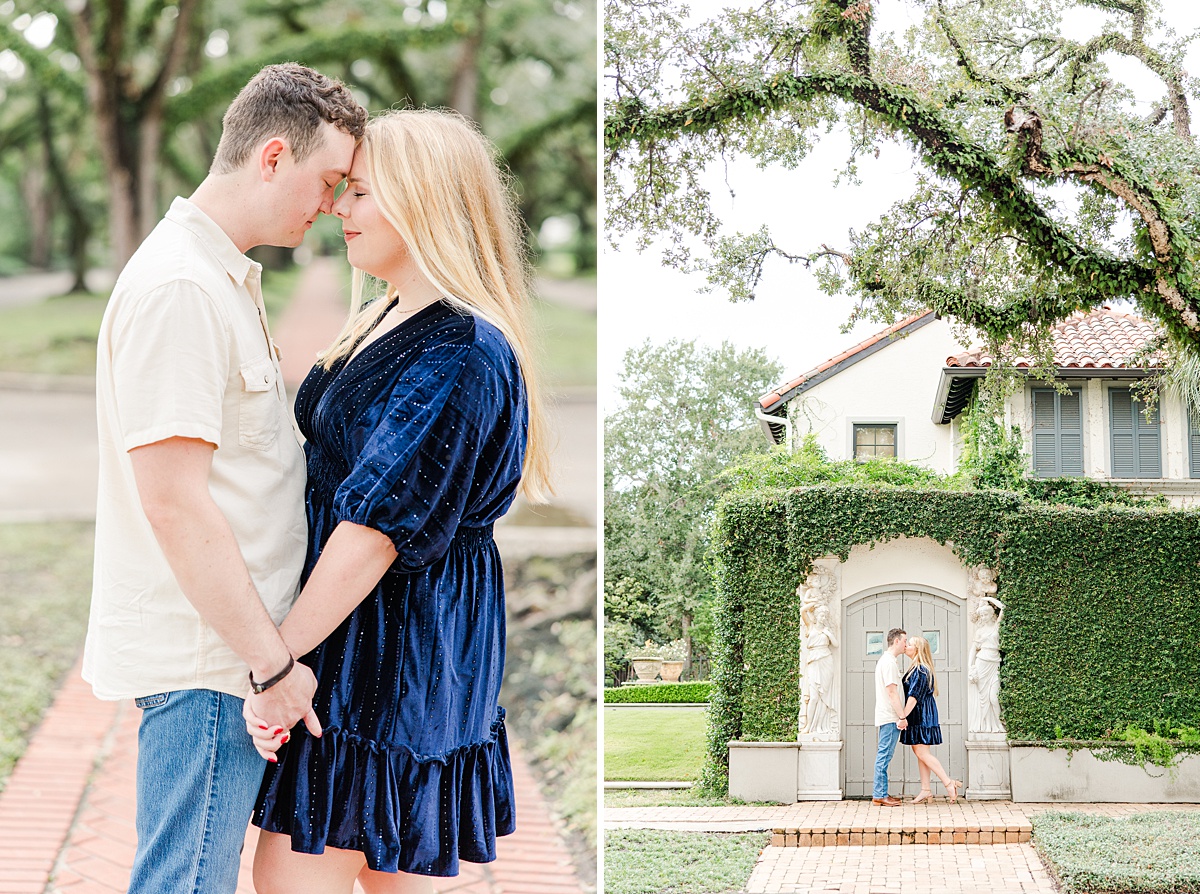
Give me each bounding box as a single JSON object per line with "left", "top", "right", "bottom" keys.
{"left": 253, "top": 711, "right": 516, "bottom": 877}
{"left": 900, "top": 725, "right": 943, "bottom": 746}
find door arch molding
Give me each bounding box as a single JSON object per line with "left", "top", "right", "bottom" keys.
{"left": 840, "top": 587, "right": 967, "bottom": 798}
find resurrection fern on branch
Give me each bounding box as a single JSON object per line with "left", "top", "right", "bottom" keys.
{"left": 605, "top": 0, "right": 1200, "bottom": 357}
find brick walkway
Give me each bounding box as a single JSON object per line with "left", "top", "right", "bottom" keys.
{"left": 607, "top": 801, "right": 1200, "bottom": 892}
{"left": 0, "top": 662, "right": 585, "bottom": 893}
{"left": 746, "top": 843, "right": 1057, "bottom": 894}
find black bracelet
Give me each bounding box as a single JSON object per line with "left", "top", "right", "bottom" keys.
{"left": 249, "top": 655, "right": 295, "bottom": 695}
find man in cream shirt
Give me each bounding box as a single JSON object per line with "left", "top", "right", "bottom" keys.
{"left": 84, "top": 65, "right": 365, "bottom": 894}
{"left": 872, "top": 627, "right": 909, "bottom": 806}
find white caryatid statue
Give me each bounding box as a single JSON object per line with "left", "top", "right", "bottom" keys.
{"left": 968, "top": 595, "right": 1005, "bottom": 735}
{"left": 798, "top": 566, "right": 839, "bottom": 739}
{"left": 801, "top": 603, "right": 839, "bottom": 738}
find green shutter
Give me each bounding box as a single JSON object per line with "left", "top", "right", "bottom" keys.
{"left": 1110, "top": 389, "right": 1161, "bottom": 479}
{"left": 1190, "top": 412, "right": 1200, "bottom": 478}
{"left": 1032, "top": 388, "right": 1083, "bottom": 477}
{"left": 1059, "top": 389, "right": 1084, "bottom": 475}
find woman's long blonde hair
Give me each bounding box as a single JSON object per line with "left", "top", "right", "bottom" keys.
{"left": 318, "top": 109, "right": 551, "bottom": 501}
{"left": 905, "top": 636, "right": 939, "bottom": 696}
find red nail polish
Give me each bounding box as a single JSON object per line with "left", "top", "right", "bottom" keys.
{"left": 273, "top": 727, "right": 285, "bottom": 735}
{"left": 258, "top": 724, "right": 269, "bottom": 730}
{"left": 267, "top": 754, "right": 277, "bottom": 763}
{"left": 281, "top": 734, "right": 290, "bottom": 744}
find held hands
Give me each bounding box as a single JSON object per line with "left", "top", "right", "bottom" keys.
{"left": 242, "top": 660, "right": 323, "bottom": 761}
{"left": 897, "top": 717, "right": 908, "bottom": 730}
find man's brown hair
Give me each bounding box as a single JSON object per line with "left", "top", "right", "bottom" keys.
{"left": 210, "top": 63, "right": 367, "bottom": 175}
{"left": 886, "top": 627, "right": 906, "bottom": 646}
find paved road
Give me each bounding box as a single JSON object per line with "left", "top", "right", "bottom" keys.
{"left": 0, "top": 389, "right": 98, "bottom": 522}
{"left": 0, "top": 264, "right": 597, "bottom": 528}
{"left": 0, "top": 269, "right": 114, "bottom": 307}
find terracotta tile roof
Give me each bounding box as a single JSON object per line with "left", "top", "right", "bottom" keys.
{"left": 946, "top": 307, "right": 1163, "bottom": 370}
{"left": 757, "top": 311, "right": 935, "bottom": 409}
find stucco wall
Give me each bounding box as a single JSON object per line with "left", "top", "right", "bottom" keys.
{"left": 786, "top": 319, "right": 968, "bottom": 474}
{"left": 839, "top": 536, "right": 969, "bottom": 602}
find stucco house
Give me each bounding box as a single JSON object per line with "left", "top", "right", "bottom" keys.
{"left": 754, "top": 307, "right": 1200, "bottom": 505}
{"left": 728, "top": 307, "right": 1200, "bottom": 803}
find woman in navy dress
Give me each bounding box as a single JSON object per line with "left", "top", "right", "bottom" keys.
{"left": 244, "top": 109, "right": 551, "bottom": 892}
{"left": 900, "top": 636, "right": 961, "bottom": 803}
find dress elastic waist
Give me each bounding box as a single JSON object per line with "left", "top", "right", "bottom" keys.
{"left": 455, "top": 524, "right": 494, "bottom": 546}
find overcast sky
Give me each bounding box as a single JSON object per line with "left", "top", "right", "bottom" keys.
{"left": 600, "top": 0, "right": 1200, "bottom": 410}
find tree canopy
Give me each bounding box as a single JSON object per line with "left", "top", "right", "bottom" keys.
{"left": 605, "top": 0, "right": 1200, "bottom": 360}
{"left": 603, "top": 339, "right": 781, "bottom": 676}
{"left": 0, "top": 0, "right": 596, "bottom": 277}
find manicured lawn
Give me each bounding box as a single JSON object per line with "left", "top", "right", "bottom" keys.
{"left": 604, "top": 829, "right": 768, "bottom": 894}
{"left": 0, "top": 293, "right": 109, "bottom": 375}
{"left": 604, "top": 707, "right": 708, "bottom": 781}
{"left": 604, "top": 788, "right": 739, "bottom": 808}
{"left": 0, "top": 265, "right": 301, "bottom": 376}
{"left": 0, "top": 522, "right": 95, "bottom": 792}
{"left": 531, "top": 295, "right": 596, "bottom": 388}
{"left": 1033, "top": 811, "right": 1200, "bottom": 894}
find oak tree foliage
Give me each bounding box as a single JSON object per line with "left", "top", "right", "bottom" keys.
{"left": 606, "top": 0, "right": 1200, "bottom": 360}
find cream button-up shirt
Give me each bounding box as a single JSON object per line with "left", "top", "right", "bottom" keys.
{"left": 83, "top": 197, "right": 307, "bottom": 700}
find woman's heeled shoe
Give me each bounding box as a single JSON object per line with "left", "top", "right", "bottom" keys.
{"left": 912, "top": 789, "right": 933, "bottom": 804}
{"left": 947, "top": 780, "right": 963, "bottom": 803}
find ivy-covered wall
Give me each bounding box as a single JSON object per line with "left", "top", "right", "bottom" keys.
{"left": 702, "top": 485, "right": 1200, "bottom": 791}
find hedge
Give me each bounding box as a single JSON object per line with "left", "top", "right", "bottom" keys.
{"left": 603, "top": 682, "right": 713, "bottom": 704}
{"left": 700, "top": 484, "right": 1200, "bottom": 792}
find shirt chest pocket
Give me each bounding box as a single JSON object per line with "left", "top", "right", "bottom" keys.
{"left": 239, "top": 357, "right": 281, "bottom": 450}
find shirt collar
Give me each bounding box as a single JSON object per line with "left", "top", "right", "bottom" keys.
{"left": 164, "top": 197, "right": 260, "bottom": 286}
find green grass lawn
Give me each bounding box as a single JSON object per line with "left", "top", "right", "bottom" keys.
{"left": 0, "top": 522, "right": 95, "bottom": 792}
{"left": 604, "top": 788, "right": 740, "bottom": 808}
{"left": 0, "top": 265, "right": 302, "bottom": 377}
{"left": 1033, "top": 811, "right": 1200, "bottom": 894}
{"left": 0, "top": 268, "right": 593, "bottom": 385}
{"left": 604, "top": 830, "right": 769, "bottom": 894}
{"left": 604, "top": 707, "right": 708, "bottom": 782}
{"left": 532, "top": 296, "right": 596, "bottom": 388}
{"left": 0, "top": 293, "right": 109, "bottom": 375}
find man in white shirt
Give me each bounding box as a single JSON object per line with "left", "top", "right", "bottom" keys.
{"left": 872, "top": 626, "right": 909, "bottom": 806}
{"left": 84, "top": 64, "right": 366, "bottom": 894}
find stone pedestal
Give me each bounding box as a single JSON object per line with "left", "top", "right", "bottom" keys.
{"left": 728, "top": 742, "right": 799, "bottom": 803}
{"left": 965, "top": 737, "right": 1011, "bottom": 800}
{"left": 796, "top": 739, "right": 843, "bottom": 800}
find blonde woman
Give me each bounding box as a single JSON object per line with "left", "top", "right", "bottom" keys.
{"left": 244, "top": 109, "right": 551, "bottom": 892}
{"left": 900, "top": 636, "right": 961, "bottom": 803}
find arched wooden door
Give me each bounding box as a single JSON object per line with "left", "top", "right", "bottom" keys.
{"left": 842, "top": 589, "right": 966, "bottom": 798}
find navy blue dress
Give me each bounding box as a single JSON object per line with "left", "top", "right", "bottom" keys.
{"left": 253, "top": 300, "right": 524, "bottom": 876}
{"left": 900, "top": 665, "right": 942, "bottom": 746}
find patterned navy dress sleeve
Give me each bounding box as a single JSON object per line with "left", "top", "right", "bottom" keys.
{"left": 331, "top": 338, "right": 517, "bottom": 572}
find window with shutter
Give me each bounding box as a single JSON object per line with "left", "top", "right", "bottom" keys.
{"left": 1190, "top": 411, "right": 1200, "bottom": 478}
{"left": 1109, "top": 388, "right": 1161, "bottom": 479}
{"left": 1031, "top": 388, "right": 1084, "bottom": 477}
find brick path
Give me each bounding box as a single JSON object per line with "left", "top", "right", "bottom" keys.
{"left": 0, "top": 663, "right": 585, "bottom": 893}
{"left": 746, "top": 843, "right": 1056, "bottom": 893}
{"left": 607, "top": 800, "right": 1200, "bottom": 892}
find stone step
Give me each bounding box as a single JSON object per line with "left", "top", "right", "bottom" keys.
{"left": 770, "top": 823, "right": 1032, "bottom": 847}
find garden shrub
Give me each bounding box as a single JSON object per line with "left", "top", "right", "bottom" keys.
{"left": 603, "top": 682, "right": 713, "bottom": 704}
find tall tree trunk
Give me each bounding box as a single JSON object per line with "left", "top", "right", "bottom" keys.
{"left": 681, "top": 613, "right": 692, "bottom": 679}
{"left": 449, "top": 3, "right": 486, "bottom": 121}
{"left": 70, "top": 0, "right": 200, "bottom": 269}
{"left": 37, "top": 92, "right": 92, "bottom": 293}
{"left": 21, "top": 158, "right": 52, "bottom": 269}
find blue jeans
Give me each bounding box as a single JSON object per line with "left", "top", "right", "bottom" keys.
{"left": 128, "top": 689, "right": 263, "bottom": 894}
{"left": 873, "top": 722, "right": 901, "bottom": 798}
